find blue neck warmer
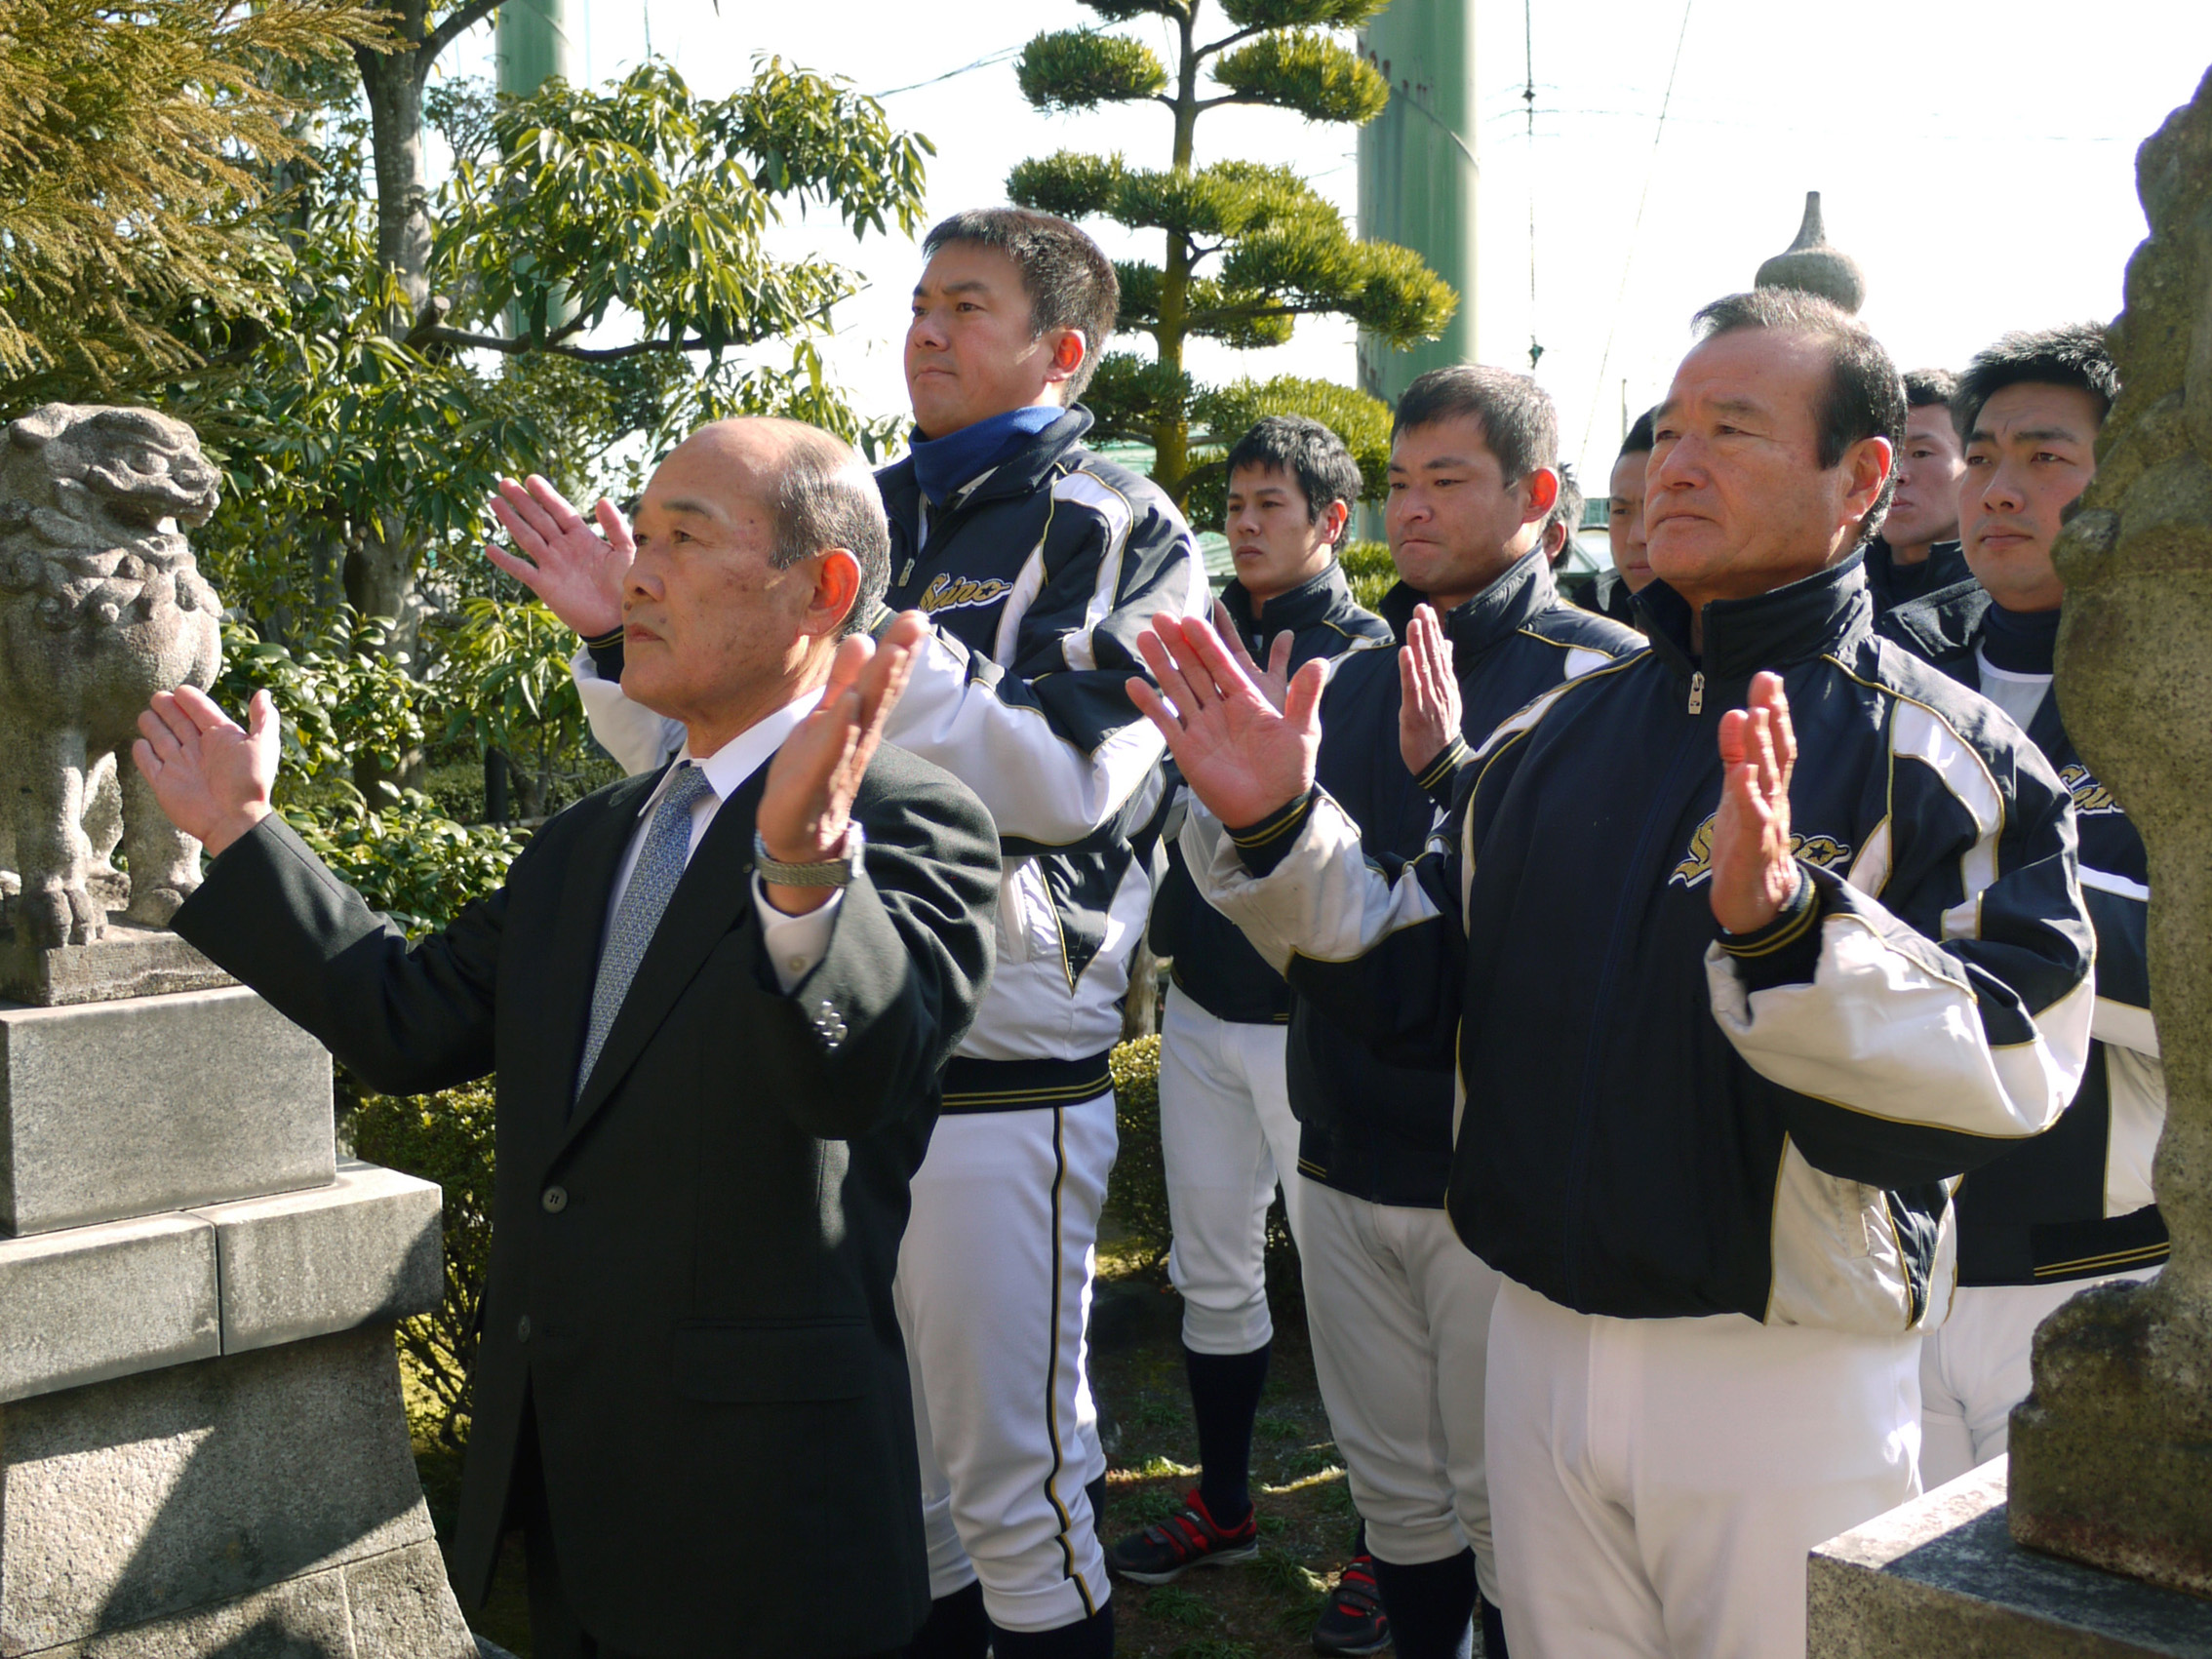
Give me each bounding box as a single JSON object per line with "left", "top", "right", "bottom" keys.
{"left": 911, "top": 406, "right": 1063, "bottom": 505}
{"left": 1984, "top": 602, "right": 2062, "bottom": 675}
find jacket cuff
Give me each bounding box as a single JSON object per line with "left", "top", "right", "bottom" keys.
{"left": 582, "top": 625, "right": 625, "bottom": 681}
{"left": 1413, "top": 734, "right": 1471, "bottom": 810}
{"left": 1227, "top": 788, "right": 1320, "bottom": 878}
{"left": 1718, "top": 862, "right": 1821, "bottom": 991}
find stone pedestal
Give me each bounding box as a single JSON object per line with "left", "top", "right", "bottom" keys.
{"left": 0, "top": 977, "right": 476, "bottom": 1657}
{"left": 0, "top": 919, "right": 235, "bottom": 1008}
{"left": 1808, "top": 1460, "right": 2212, "bottom": 1657}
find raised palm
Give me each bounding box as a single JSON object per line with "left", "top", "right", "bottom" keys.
{"left": 1129, "top": 614, "right": 1323, "bottom": 829}
{"left": 484, "top": 474, "right": 632, "bottom": 638}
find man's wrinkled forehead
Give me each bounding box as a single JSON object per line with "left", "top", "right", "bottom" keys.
{"left": 1659, "top": 328, "right": 1826, "bottom": 427}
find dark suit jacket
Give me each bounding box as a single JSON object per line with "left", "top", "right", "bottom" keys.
{"left": 171, "top": 742, "right": 999, "bottom": 1658}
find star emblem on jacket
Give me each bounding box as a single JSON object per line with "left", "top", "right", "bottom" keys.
{"left": 1668, "top": 812, "right": 1853, "bottom": 889}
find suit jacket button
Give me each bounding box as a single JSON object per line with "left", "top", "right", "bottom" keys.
{"left": 542, "top": 1186, "right": 568, "bottom": 1213}
{"left": 516, "top": 1316, "right": 533, "bottom": 1343}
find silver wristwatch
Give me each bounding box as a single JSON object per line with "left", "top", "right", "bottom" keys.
{"left": 753, "top": 824, "right": 866, "bottom": 888}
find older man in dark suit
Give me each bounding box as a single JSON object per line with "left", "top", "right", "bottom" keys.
{"left": 131, "top": 417, "right": 1001, "bottom": 1659}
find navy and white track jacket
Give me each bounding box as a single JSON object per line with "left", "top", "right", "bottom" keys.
{"left": 1187, "top": 553, "right": 2096, "bottom": 1334}
{"left": 574, "top": 405, "right": 1207, "bottom": 1112}
{"left": 1882, "top": 580, "right": 2165, "bottom": 1287}
{"left": 1288, "top": 557, "right": 1640, "bottom": 1209}
{"left": 1150, "top": 562, "right": 1390, "bottom": 1027}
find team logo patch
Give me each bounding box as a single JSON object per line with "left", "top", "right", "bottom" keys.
{"left": 917, "top": 573, "right": 1012, "bottom": 614}
{"left": 2060, "top": 763, "right": 2125, "bottom": 817}
{"left": 1669, "top": 812, "right": 1853, "bottom": 889}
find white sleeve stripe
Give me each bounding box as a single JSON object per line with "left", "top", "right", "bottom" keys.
{"left": 990, "top": 539, "right": 1049, "bottom": 667}
{"left": 1188, "top": 793, "right": 1440, "bottom": 971}
{"left": 2080, "top": 867, "right": 2151, "bottom": 902}
{"left": 1708, "top": 916, "right": 2089, "bottom": 1140}
{"left": 1845, "top": 815, "right": 1893, "bottom": 898}
{"left": 2093, "top": 998, "right": 2159, "bottom": 1057}
{"left": 1050, "top": 472, "right": 1136, "bottom": 667}
{"left": 1888, "top": 699, "right": 2004, "bottom": 942}
{"left": 1563, "top": 646, "right": 1614, "bottom": 679}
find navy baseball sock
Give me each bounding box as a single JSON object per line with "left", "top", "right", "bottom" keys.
{"left": 989, "top": 1601, "right": 1114, "bottom": 1659}
{"left": 902, "top": 1580, "right": 988, "bottom": 1659}
{"left": 1481, "top": 1591, "right": 1511, "bottom": 1657}
{"left": 1184, "top": 1340, "right": 1271, "bottom": 1525}
{"left": 1370, "top": 1549, "right": 1477, "bottom": 1659}
{"left": 1086, "top": 1473, "right": 1109, "bottom": 1538}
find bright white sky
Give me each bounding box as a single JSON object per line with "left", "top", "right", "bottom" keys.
{"left": 446, "top": 0, "right": 2212, "bottom": 492}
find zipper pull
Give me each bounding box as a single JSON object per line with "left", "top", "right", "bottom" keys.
{"left": 1687, "top": 670, "right": 1705, "bottom": 715}
{"left": 898, "top": 556, "right": 916, "bottom": 587}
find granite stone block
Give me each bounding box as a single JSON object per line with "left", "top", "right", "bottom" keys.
{"left": 0, "top": 1327, "right": 437, "bottom": 1652}
{"left": 191, "top": 1162, "right": 443, "bottom": 1355}
{"left": 339, "top": 1541, "right": 478, "bottom": 1658}
{"left": 26, "top": 1566, "right": 354, "bottom": 1657}
{"left": 1808, "top": 1459, "right": 2212, "bottom": 1657}
{"left": 0, "top": 985, "right": 334, "bottom": 1236}
{"left": 0, "top": 920, "right": 235, "bottom": 1010}
{"left": 0, "top": 1211, "right": 217, "bottom": 1403}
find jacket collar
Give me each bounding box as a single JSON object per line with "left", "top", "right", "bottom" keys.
{"left": 1635, "top": 547, "right": 1875, "bottom": 692}
{"left": 1221, "top": 560, "right": 1357, "bottom": 641}
{"left": 1878, "top": 574, "right": 1991, "bottom": 668}
{"left": 879, "top": 404, "right": 1095, "bottom": 513}
{"left": 1379, "top": 548, "right": 1560, "bottom": 659}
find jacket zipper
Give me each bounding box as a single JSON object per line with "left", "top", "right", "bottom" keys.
{"left": 1559, "top": 713, "right": 1707, "bottom": 1307}
{"left": 1687, "top": 670, "right": 1705, "bottom": 714}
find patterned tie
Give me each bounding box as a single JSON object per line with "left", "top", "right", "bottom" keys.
{"left": 574, "top": 763, "right": 718, "bottom": 1105}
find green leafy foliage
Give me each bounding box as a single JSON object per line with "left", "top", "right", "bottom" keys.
{"left": 1181, "top": 374, "right": 1393, "bottom": 527}
{"left": 1212, "top": 30, "right": 1387, "bottom": 125}
{"left": 1002, "top": 0, "right": 1454, "bottom": 514}
{"left": 352, "top": 1081, "right": 497, "bottom": 1446}
{"left": 1336, "top": 539, "right": 1397, "bottom": 610}
{"left": 1017, "top": 30, "right": 1168, "bottom": 111}
{"left": 1108, "top": 1036, "right": 1170, "bottom": 1257}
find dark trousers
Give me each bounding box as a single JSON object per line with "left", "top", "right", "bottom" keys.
{"left": 509, "top": 1391, "right": 908, "bottom": 1659}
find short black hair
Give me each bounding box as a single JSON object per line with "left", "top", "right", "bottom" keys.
{"left": 1224, "top": 415, "right": 1363, "bottom": 547}
{"left": 765, "top": 421, "right": 891, "bottom": 638}
{"left": 1392, "top": 365, "right": 1558, "bottom": 485}
{"left": 1690, "top": 288, "right": 1907, "bottom": 543}
{"left": 1619, "top": 406, "right": 1658, "bottom": 459}
{"left": 1902, "top": 368, "right": 1956, "bottom": 410}
{"left": 921, "top": 208, "right": 1120, "bottom": 404}
{"left": 1546, "top": 462, "right": 1585, "bottom": 546}
{"left": 1951, "top": 324, "right": 2118, "bottom": 440}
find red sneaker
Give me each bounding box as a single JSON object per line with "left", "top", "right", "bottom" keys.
{"left": 1104, "top": 1489, "right": 1260, "bottom": 1584}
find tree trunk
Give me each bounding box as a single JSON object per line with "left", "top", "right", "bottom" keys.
{"left": 358, "top": 46, "right": 432, "bottom": 319}
{"left": 1149, "top": 5, "right": 1205, "bottom": 503}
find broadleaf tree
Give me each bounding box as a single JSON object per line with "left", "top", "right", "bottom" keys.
{"left": 1007, "top": 0, "right": 1454, "bottom": 513}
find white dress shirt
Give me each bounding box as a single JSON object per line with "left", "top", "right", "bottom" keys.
{"left": 604, "top": 688, "right": 842, "bottom": 994}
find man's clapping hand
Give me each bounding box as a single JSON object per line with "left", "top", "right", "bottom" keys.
{"left": 1127, "top": 613, "right": 1323, "bottom": 830}
{"left": 1398, "top": 604, "right": 1461, "bottom": 776}
{"left": 1710, "top": 671, "right": 1803, "bottom": 934}
{"left": 132, "top": 686, "right": 281, "bottom": 857}
{"left": 485, "top": 474, "right": 634, "bottom": 639}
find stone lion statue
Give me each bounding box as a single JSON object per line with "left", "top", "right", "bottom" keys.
{"left": 0, "top": 404, "right": 223, "bottom": 948}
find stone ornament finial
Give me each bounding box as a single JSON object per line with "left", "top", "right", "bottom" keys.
{"left": 2008, "top": 62, "right": 2212, "bottom": 1598}
{"left": 1754, "top": 190, "right": 1866, "bottom": 314}
{"left": 0, "top": 404, "right": 224, "bottom": 951}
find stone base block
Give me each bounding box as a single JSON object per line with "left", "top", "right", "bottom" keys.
{"left": 0, "top": 1162, "right": 441, "bottom": 1404}
{"left": 1, "top": 985, "right": 334, "bottom": 1236}
{"left": 0, "top": 918, "right": 234, "bottom": 1008}
{"left": 1808, "top": 1459, "right": 2212, "bottom": 1657}
{"left": 0, "top": 1326, "right": 474, "bottom": 1658}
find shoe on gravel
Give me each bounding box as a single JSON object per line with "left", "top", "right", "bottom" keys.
{"left": 1312, "top": 1552, "right": 1391, "bottom": 1656}
{"left": 1104, "top": 1489, "right": 1260, "bottom": 1585}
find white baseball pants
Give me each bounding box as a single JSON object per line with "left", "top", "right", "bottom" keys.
{"left": 1486, "top": 1276, "right": 1918, "bottom": 1659}
{"left": 1297, "top": 1178, "right": 1502, "bottom": 1600}
{"left": 894, "top": 1097, "right": 1117, "bottom": 1634}
{"left": 1918, "top": 1266, "right": 2160, "bottom": 1489}
{"left": 1158, "top": 988, "right": 1306, "bottom": 1355}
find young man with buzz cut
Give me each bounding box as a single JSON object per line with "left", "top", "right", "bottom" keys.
{"left": 495, "top": 207, "right": 1205, "bottom": 1659}
{"left": 1106, "top": 415, "right": 1391, "bottom": 1650}
{"left": 1174, "top": 368, "right": 1638, "bottom": 1659}
{"left": 1562, "top": 408, "right": 1654, "bottom": 627}
{"left": 1861, "top": 368, "right": 1970, "bottom": 616}
{"left": 1878, "top": 325, "right": 2164, "bottom": 1488}
{"left": 1139, "top": 291, "right": 2095, "bottom": 1659}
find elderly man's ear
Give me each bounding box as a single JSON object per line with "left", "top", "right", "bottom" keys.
{"left": 800, "top": 548, "right": 864, "bottom": 639}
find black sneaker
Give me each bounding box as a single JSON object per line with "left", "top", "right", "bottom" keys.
{"left": 1105, "top": 1489, "right": 1260, "bottom": 1584}
{"left": 1313, "top": 1553, "right": 1390, "bottom": 1656}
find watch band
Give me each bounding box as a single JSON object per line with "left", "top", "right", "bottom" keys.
{"left": 753, "top": 824, "right": 865, "bottom": 888}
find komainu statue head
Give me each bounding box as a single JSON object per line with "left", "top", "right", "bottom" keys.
{"left": 0, "top": 404, "right": 225, "bottom": 948}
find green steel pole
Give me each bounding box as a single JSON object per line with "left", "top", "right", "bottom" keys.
{"left": 496, "top": 0, "right": 573, "bottom": 339}
{"left": 1356, "top": 0, "right": 1478, "bottom": 408}
{"left": 496, "top": 0, "right": 571, "bottom": 99}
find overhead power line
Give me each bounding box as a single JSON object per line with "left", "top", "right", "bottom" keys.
{"left": 874, "top": 46, "right": 1023, "bottom": 99}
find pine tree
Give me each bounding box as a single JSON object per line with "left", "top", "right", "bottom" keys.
{"left": 1007, "top": 0, "right": 1454, "bottom": 514}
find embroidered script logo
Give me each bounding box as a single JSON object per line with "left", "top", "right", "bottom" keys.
{"left": 1669, "top": 813, "right": 1853, "bottom": 889}
{"left": 917, "top": 573, "right": 1012, "bottom": 614}
{"left": 2060, "top": 763, "right": 2125, "bottom": 818}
